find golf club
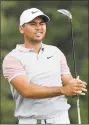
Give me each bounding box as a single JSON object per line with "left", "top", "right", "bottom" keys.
{"left": 57, "top": 9, "right": 81, "bottom": 124}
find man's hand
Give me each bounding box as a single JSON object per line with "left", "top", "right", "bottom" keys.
{"left": 61, "top": 76, "right": 87, "bottom": 96}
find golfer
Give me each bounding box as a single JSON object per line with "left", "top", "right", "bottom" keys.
{"left": 2, "top": 8, "right": 87, "bottom": 124}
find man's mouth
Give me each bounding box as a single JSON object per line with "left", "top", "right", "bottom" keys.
{"left": 35, "top": 32, "right": 42, "bottom": 36}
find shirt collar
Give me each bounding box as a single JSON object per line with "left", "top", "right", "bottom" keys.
{"left": 16, "top": 43, "right": 44, "bottom": 52}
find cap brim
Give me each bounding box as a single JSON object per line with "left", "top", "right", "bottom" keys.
{"left": 38, "top": 15, "right": 50, "bottom": 22}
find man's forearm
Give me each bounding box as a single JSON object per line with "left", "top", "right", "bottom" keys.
{"left": 11, "top": 75, "right": 64, "bottom": 98}
{"left": 11, "top": 75, "right": 87, "bottom": 98}
{"left": 61, "top": 74, "right": 73, "bottom": 86}
{"left": 25, "top": 83, "right": 64, "bottom": 98}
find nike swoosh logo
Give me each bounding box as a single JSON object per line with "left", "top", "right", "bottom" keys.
{"left": 31, "top": 11, "right": 39, "bottom": 14}
{"left": 47, "top": 56, "right": 53, "bottom": 59}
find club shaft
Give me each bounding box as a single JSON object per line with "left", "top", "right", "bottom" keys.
{"left": 70, "top": 20, "right": 77, "bottom": 78}
{"left": 77, "top": 96, "right": 81, "bottom": 124}
{"left": 70, "top": 20, "right": 81, "bottom": 124}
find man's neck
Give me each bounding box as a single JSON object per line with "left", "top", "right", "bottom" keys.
{"left": 23, "top": 41, "right": 42, "bottom": 53}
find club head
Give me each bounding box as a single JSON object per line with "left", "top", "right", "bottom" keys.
{"left": 57, "top": 9, "right": 72, "bottom": 20}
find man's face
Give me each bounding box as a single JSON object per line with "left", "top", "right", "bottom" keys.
{"left": 19, "top": 17, "right": 46, "bottom": 44}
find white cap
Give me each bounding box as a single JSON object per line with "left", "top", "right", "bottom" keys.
{"left": 20, "top": 8, "right": 50, "bottom": 26}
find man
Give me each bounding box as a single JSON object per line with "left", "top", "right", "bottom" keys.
{"left": 2, "top": 8, "right": 87, "bottom": 124}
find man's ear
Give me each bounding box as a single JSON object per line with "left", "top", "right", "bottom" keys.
{"left": 19, "top": 26, "right": 24, "bottom": 34}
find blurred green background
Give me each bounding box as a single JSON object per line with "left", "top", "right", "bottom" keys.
{"left": 1, "top": 1, "right": 88, "bottom": 124}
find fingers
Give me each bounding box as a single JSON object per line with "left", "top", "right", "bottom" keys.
{"left": 73, "top": 76, "right": 87, "bottom": 95}
{"left": 76, "top": 87, "right": 87, "bottom": 92}
{"left": 79, "top": 80, "right": 87, "bottom": 86}
{"left": 81, "top": 87, "right": 87, "bottom": 92}
{"left": 69, "top": 76, "right": 87, "bottom": 87}
{"left": 74, "top": 87, "right": 87, "bottom": 96}
{"left": 76, "top": 76, "right": 87, "bottom": 90}
{"left": 65, "top": 76, "right": 87, "bottom": 96}
{"left": 78, "top": 92, "right": 86, "bottom": 96}
{"left": 76, "top": 76, "right": 79, "bottom": 80}
{"left": 76, "top": 76, "right": 87, "bottom": 86}
{"left": 77, "top": 83, "right": 86, "bottom": 88}
{"left": 74, "top": 90, "right": 85, "bottom": 95}
{"left": 77, "top": 90, "right": 86, "bottom": 95}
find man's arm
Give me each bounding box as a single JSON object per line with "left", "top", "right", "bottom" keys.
{"left": 60, "top": 51, "right": 87, "bottom": 96}
{"left": 61, "top": 74, "right": 87, "bottom": 96}
{"left": 10, "top": 75, "right": 63, "bottom": 98}
{"left": 10, "top": 74, "right": 87, "bottom": 98}
{"left": 2, "top": 55, "right": 87, "bottom": 98}
{"left": 61, "top": 74, "right": 73, "bottom": 86}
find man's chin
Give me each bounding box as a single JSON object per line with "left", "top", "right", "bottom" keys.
{"left": 31, "top": 39, "right": 42, "bottom": 44}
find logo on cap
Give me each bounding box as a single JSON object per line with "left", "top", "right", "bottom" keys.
{"left": 31, "top": 11, "right": 39, "bottom": 14}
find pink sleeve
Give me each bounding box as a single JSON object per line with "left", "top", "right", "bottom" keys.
{"left": 60, "top": 51, "right": 71, "bottom": 75}
{"left": 2, "top": 55, "right": 26, "bottom": 82}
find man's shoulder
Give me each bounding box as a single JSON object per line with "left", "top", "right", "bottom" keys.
{"left": 43, "top": 44, "right": 64, "bottom": 58}
{"left": 3, "top": 48, "right": 18, "bottom": 61}
{"left": 43, "top": 44, "right": 59, "bottom": 51}
{"left": 43, "top": 44, "right": 63, "bottom": 54}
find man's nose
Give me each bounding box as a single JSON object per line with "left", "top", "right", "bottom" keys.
{"left": 35, "top": 24, "right": 42, "bottom": 29}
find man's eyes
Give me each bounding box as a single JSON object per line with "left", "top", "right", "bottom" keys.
{"left": 29, "top": 22, "right": 45, "bottom": 25}
{"left": 30, "top": 23, "right": 36, "bottom": 25}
